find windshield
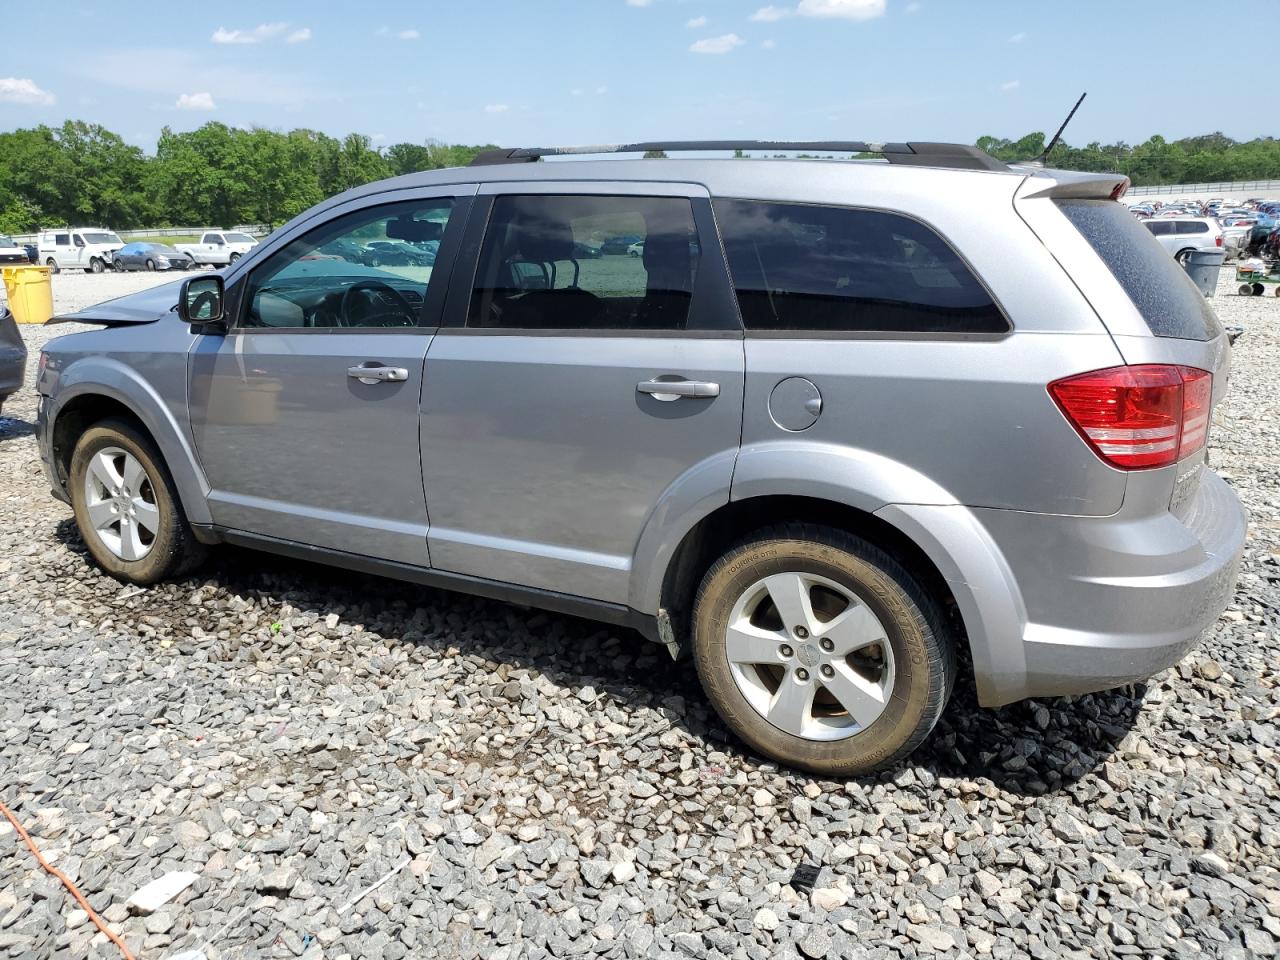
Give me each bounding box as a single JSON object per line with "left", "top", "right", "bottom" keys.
{"left": 82, "top": 232, "right": 122, "bottom": 245}
{"left": 224, "top": 232, "right": 255, "bottom": 243}
{"left": 0, "top": 235, "right": 16, "bottom": 247}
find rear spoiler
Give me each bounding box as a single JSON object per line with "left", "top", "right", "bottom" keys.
{"left": 1012, "top": 167, "right": 1131, "bottom": 201}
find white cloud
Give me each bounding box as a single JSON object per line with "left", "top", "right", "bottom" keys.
{"left": 1001, "top": 79, "right": 1020, "bottom": 91}
{"left": 211, "top": 23, "right": 288, "bottom": 44}
{"left": 761, "top": 38, "right": 777, "bottom": 48}
{"left": 690, "top": 33, "right": 744, "bottom": 53}
{"left": 0, "top": 77, "right": 55, "bottom": 106}
{"left": 86, "top": 48, "right": 316, "bottom": 108}
{"left": 571, "top": 87, "right": 585, "bottom": 96}
{"left": 595, "top": 85, "right": 608, "bottom": 95}
{"left": 397, "top": 29, "right": 420, "bottom": 40}
{"left": 626, "top": 0, "right": 652, "bottom": 6}
{"left": 286, "top": 27, "right": 312, "bottom": 44}
{"left": 484, "top": 103, "right": 510, "bottom": 113}
{"left": 797, "top": 0, "right": 885, "bottom": 20}
{"left": 686, "top": 15, "right": 708, "bottom": 27}
{"left": 371, "top": 133, "right": 386, "bottom": 142}
{"left": 175, "top": 91, "right": 216, "bottom": 111}
{"left": 904, "top": 1, "right": 921, "bottom": 10}
{"left": 1008, "top": 31, "right": 1025, "bottom": 43}
{"left": 750, "top": 6, "right": 791, "bottom": 21}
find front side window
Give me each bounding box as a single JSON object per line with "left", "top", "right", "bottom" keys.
{"left": 468, "top": 195, "right": 701, "bottom": 331}
{"left": 713, "top": 199, "right": 1006, "bottom": 334}
{"left": 241, "top": 199, "right": 455, "bottom": 330}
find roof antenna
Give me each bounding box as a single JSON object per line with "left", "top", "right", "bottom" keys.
{"left": 1030, "top": 91, "right": 1086, "bottom": 166}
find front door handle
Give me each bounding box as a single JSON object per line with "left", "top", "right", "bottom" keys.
{"left": 348, "top": 363, "right": 409, "bottom": 384}
{"left": 637, "top": 378, "right": 720, "bottom": 401}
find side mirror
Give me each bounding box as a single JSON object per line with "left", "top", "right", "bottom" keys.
{"left": 180, "top": 274, "right": 226, "bottom": 332}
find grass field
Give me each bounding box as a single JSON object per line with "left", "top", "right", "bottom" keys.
{"left": 125, "top": 234, "right": 201, "bottom": 246}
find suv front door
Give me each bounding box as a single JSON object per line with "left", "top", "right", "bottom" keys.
{"left": 188, "top": 187, "right": 474, "bottom": 565}
{"left": 419, "top": 183, "right": 744, "bottom": 605}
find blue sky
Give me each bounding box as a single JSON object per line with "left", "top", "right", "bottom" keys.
{"left": 0, "top": 0, "right": 1264, "bottom": 153}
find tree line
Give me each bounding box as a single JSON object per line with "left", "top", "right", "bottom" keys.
{"left": 1, "top": 120, "right": 1278, "bottom": 235}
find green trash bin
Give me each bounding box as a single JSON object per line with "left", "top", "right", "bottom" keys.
{"left": 1, "top": 265, "right": 54, "bottom": 324}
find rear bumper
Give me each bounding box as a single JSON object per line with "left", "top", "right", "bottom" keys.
{"left": 883, "top": 469, "right": 1246, "bottom": 706}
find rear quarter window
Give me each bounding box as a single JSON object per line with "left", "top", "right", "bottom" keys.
{"left": 713, "top": 199, "right": 1007, "bottom": 334}
{"left": 1055, "top": 200, "right": 1220, "bottom": 341}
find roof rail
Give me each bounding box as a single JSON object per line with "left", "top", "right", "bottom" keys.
{"left": 469, "top": 141, "right": 1008, "bottom": 172}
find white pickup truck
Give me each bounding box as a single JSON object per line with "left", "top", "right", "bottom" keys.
{"left": 175, "top": 230, "right": 259, "bottom": 267}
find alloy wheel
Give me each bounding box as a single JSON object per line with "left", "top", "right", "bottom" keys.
{"left": 82, "top": 446, "right": 159, "bottom": 561}
{"left": 725, "top": 571, "right": 895, "bottom": 741}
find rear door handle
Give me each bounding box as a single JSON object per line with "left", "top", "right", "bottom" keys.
{"left": 637, "top": 378, "right": 720, "bottom": 401}
{"left": 348, "top": 363, "right": 408, "bottom": 384}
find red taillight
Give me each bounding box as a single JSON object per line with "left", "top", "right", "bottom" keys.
{"left": 1216, "top": 235, "right": 1224, "bottom": 246}
{"left": 1049, "top": 365, "right": 1212, "bottom": 470}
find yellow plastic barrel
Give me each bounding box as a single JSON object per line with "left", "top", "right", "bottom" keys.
{"left": 1, "top": 265, "right": 54, "bottom": 325}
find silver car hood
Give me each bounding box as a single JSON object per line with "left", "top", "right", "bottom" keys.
{"left": 49, "top": 277, "right": 186, "bottom": 326}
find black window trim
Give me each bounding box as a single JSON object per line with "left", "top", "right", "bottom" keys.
{"left": 710, "top": 196, "right": 1013, "bottom": 340}
{"left": 228, "top": 194, "right": 472, "bottom": 336}
{"left": 438, "top": 191, "right": 743, "bottom": 336}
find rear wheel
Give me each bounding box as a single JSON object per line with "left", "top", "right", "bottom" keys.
{"left": 68, "top": 419, "right": 207, "bottom": 584}
{"left": 692, "top": 524, "right": 954, "bottom": 777}
{"left": 1175, "top": 248, "right": 1194, "bottom": 266}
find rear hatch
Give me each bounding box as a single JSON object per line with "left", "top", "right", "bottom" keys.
{"left": 1013, "top": 169, "right": 1231, "bottom": 515}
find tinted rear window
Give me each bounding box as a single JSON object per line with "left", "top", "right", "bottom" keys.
{"left": 1055, "top": 200, "right": 1219, "bottom": 341}
{"left": 713, "top": 199, "right": 1007, "bottom": 334}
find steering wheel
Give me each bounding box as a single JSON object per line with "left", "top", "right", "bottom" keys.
{"left": 338, "top": 279, "right": 417, "bottom": 328}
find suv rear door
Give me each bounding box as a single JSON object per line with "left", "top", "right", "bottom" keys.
{"left": 419, "top": 182, "right": 744, "bottom": 605}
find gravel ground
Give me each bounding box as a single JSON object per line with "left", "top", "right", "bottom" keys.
{"left": 1, "top": 270, "right": 1278, "bottom": 960}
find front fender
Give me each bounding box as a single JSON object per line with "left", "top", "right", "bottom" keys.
{"left": 51, "top": 358, "right": 212, "bottom": 525}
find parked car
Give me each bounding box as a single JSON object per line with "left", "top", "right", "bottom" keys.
{"left": 1142, "top": 216, "right": 1223, "bottom": 263}
{"left": 0, "top": 234, "right": 29, "bottom": 265}
{"left": 601, "top": 233, "right": 643, "bottom": 254}
{"left": 362, "top": 240, "right": 435, "bottom": 267}
{"left": 35, "top": 141, "right": 1245, "bottom": 776}
{"left": 112, "top": 243, "right": 194, "bottom": 272}
{"left": 0, "top": 307, "right": 24, "bottom": 415}
{"left": 175, "top": 231, "right": 259, "bottom": 267}
{"left": 37, "top": 229, "right": 124, "bottom": 274}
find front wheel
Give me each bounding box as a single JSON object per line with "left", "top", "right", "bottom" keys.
{"left": 68, "top": 418, "right": 207, "bottom": 584}
{"left": 228, "top": 252, "right": 241, "bottom": 264}
{"left": 90, "top": 257, "right": 104, "bottom": 273}
{"left": 45, "top": 257, "right": 60, "bottom": 275}
{"left": 145, "top": 259, "right": 156, "bottom": 272}
{"left": 113, "top": 258, "right": 126, "bottom": 272}
{"left": 692, "top": 524, "right": 954, "bottom": 777}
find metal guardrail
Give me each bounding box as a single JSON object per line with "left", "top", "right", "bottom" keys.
{"left": 7, "top": 224, "right": 270, "bottom": 245}
{"left": 1126, "top": 179, "right": 1280, "bottom": 197}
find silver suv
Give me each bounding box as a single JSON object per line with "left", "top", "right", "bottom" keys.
{"left": 34, "top": 141, "right": 1246, "bottom": 776}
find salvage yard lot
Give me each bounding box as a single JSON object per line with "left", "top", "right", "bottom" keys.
{"left": 1, "top": 271, "right": 1278, "bottom": 959}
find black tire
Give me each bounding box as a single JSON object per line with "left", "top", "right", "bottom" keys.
{"left": 229, "top": 252, "right": 241, "bottom": 264}
{"left": 114, "top": 258, "right": 126, "bottom": 273}
{"left": 1175, "top": 248, "right": 1194, "bottom": 266}
{"left": 90, "top": 257, "right": 104, "bottom": 273}
{"left": 145, "top": 259, "right": 156, "bottom": 272}
{"left": 1254, "top": 283, "right": 1266, "bottom": 297}
{"left": 692, "top": 524, "right": 954, "bottom": 777}
{"left": 45, "top": 257, "right": 59, "bottom": 275}
{"left": 68, "top": 418, "right": 207, "bottom": 585}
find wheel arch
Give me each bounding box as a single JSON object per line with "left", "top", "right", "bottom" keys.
{"left": 49, "top": 368, "right": 212, "bottom": 525}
